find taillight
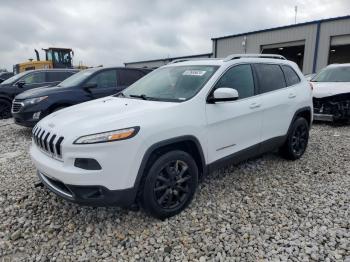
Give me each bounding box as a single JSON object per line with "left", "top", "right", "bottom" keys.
{"left": 309, "top": 82, "right": 314, "bottom": 91}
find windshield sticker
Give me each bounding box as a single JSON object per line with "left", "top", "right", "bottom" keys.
{"left": 183, "top": 70, "right": 207, "bottom": 76}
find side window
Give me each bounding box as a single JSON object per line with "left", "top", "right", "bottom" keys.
{"left": 86, "top": 70, "right": 117, "bottom": 88}
{"left": 214, "top": 64, "right": 255, "bottom": 99}
{"left": 254, "top": 64, "right": 286, "bottom": 94}
{"left": 281, "top": 65, "right": 300, "bottom": 86}
{"left": 47, "top": 71, "right": 76, "bottom": 82}
{"left": 22, "top": 72, "right": 46, "bottom": 84}
{"left": 119, "top": 69, "right": 145, "bottom": 86}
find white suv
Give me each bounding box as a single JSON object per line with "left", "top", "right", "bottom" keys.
{"left": 30, "top": 54, "right": 313, "bottom": 219}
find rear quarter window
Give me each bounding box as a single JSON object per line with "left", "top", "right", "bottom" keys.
{"left": 254, "top": 64, "right": 286, "bottom": 94}
{"left": 47, "top": 71, "right": 77, "bottom": 82}
{"left": 118, "top": 69, "right": 145, "bottom": 86}
{"left": 281, "top": 65, "right": 300, "bottom": 86}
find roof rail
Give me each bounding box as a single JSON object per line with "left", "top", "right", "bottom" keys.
{"left": 168, "top": 58, "right": 221, "bottom": 64}
{"left": 168, "top": 59, "right": 191, "bottom": 64}
{"left": 223, "top": 54, "right": 287, "bottom": 62}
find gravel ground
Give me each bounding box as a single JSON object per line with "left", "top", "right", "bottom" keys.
{"left": 0, "top": 119, "right": 349, "bottom": 261}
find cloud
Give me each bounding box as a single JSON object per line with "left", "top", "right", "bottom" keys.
{"left": 0, "top": 0, "right": 349, "bottom": 70}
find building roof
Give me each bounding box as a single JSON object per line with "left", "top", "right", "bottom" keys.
{"left": 124, "top": 53, "right": 212, "bottom": 65}
{"left": 211, "top": 15, "right": 350, "bottom": 40}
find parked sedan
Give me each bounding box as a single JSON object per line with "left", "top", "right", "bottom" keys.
{"left": 311, "top": 64, "right": 350, "bottom": 123}
{"left": 0, "top": 69, "right": 78, "bottom": 119}
{"left": 12, "top": 67, "right": 151, "bottom": 127}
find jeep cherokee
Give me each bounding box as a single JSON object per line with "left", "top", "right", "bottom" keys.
{"left": 30, "top": 54, "right": 313, "bottom": 219}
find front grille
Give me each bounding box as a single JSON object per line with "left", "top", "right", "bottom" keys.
{"left": 32, "top": 126, "right": 64, "bottom": 159}
{"left": 12, "top": 99, "right": 24, "bottom": 113}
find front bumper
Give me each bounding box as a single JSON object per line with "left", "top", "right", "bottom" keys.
{"left": 38, "top": 171, "right": 136, "bottom": 207}
{"left": 12, "top": 111, "right": 39, "bottom": 127}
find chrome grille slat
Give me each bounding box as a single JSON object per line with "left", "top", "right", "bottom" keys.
{"left": 32, "top": 126, "right": 64, "bottom": 159}
{"left": 12, "top": 99, "right": 24, "bottom": 113}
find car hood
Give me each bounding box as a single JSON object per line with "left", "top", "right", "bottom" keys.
{"left": 15, "top": 85, "right": 71, "bottom": 99}
{"left": 0, "top": 83, "right": 12, "bottom": 89}
{"left": 38, "top": 97, "right": 178, "bottom": 137}
{"left": 312, "top": 82, "right": 350, "bottom": 98}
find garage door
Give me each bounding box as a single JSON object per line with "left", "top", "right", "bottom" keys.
{"left": 261, "top": 40, "right": 305, "bottom": 70}
{"left": 331, "top": 35, "right": 350, "bottom": 46}
{"left": 329, "top": 35, "right": 350, "bottom": 64}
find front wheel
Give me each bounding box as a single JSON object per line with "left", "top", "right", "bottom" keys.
{"left": 280, "top": 117, "right": 309, "bottom": 160}
{"left": 0, "top": 99, "right": 12, "bottom": 119}
{"left": 141, "top": 150, "right": 198, "bottom": 219}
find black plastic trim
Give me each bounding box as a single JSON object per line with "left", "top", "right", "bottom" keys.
{"left": 133, "top": 135, "right": 206, "bottom": 192}
{"left": 38, "top": 172, "right": 136, "bottom": 207}
{"left": 74, "top": 158, "right": 102, "bottom": 170}
{"left": 207, "top": 136, "right": 286, "bottom": 172}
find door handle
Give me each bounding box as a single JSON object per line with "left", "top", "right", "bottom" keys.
{"left": 249, "top": 103, "right": 261, "bottom": 109}
{"left": 288, "top": 93, "right": 296, "bottom": 99}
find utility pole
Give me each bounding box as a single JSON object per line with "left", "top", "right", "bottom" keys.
{"left": 294, "top": 6, "right": 298, "bottom": 24}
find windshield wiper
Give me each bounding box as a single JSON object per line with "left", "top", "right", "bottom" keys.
{"left": 129, "top": 94, "right": 149, "bottom": 100}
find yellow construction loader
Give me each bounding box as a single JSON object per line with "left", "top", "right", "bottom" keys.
{"left": 13, "top": 47, "right": 76, "bottom": 74}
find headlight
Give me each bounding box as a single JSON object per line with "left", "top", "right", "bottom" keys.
{"left": 74, "top": 127, "right": 140, "bottom": 144}
{"left": 23, "top": 96, "right": 48, "bottom": 106}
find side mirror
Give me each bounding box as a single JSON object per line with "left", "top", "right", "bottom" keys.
{"left": 16, "top": 81, "right": 25, "bottom": 88}
{"left": 83, "top": 83, "right": 97, "bottom": 92}
{"left": 208, "top": 87, "right": 239, "bottom": 103}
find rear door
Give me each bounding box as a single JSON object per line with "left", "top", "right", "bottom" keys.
{"left": 205, "top": 64, "right": 263, "bottom": 163}
{"left": 117, "top": 69, "right": 146, "bottom": 91}
{"left": 46, "top": 71, "right": 77, "bottom": 86}
{"left": 84, "top": 69, "right": 118, "bottom": 99}
{"left": 253, "top": 63, "right": 297, "bottom": 143}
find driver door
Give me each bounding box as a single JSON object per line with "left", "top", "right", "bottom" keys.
{"left": 16, "top": 71, "right": 48, "bottom": 91}
{"left": 205, "top": 64, "right": 263, "bottom": 164}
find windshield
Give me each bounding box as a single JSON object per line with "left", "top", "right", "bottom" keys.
{"left": 122, "top": 65, "right": 218, "bottom": 102}
{"left": 312, "top": 66, "right": 350, "bottom": 82}
{"left": 57, "top": 68, "right": 97, "bottom": 87}
{"left": 0, "top": 71, "right": 29, "bottom": 85}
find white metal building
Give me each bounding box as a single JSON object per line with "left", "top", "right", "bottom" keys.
{"left": 125, "top": 15, "right": 350, "bottom": 74}
{"left": 124, "top": 53, "right": 212, "bottom": 69}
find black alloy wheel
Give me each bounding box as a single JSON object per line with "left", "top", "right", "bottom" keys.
{"left": 291, "top": 123, "right": 308, "bottom": 157}
{"left": 154, "top": 160, "right": 191, "bottom": 209}
{"left": 280, "top": 117, "right": 309, "bottom": 160}
{"left": 141, "top": 150, "right": 198, "bottom": 219}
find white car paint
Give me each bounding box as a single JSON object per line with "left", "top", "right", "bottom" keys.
{"left": 312, "top": 82, "right": 350, "bottom": 98}
{"left": 30, "top": 56, "right": 312, "bottom": 197}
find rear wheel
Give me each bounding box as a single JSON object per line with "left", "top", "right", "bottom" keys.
{"left": 141, "top": 150, "right": 198, "bottom": 219}
{"left": 280, "top": 117, "right": 309, "bottom": 160}
{"left": 0, "top": 99, "right": 12, "bottom": 119}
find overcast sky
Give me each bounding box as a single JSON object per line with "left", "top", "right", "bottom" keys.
{"left": 0, "top": 0, "right": 349, "bottom": 70}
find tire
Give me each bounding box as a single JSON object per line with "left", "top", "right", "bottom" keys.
{"left": 280, "top": 117, "right": 309, "bottom": 160}
{"left": 140, "top": 150, "right": 198, "bottom": 219}
{"left": 0, "top": 99, "right": 12, "bottom": 119}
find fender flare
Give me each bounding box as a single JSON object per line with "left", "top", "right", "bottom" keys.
{"left": 286, "top": 106, "right": 312, "bottom": 137}
{"left": 132, "top": 135, "right": 206, "bottom": 195}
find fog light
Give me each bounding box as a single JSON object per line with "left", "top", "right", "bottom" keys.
{"left": 33, "top": 112, "right": 41, "bottom": 120}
